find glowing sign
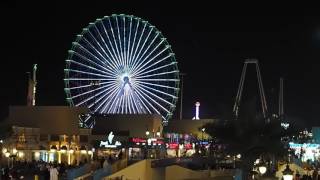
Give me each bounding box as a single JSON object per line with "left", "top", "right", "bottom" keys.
{"left": 131, "top": 137, "right": 164, "bottom": 145}
{"left": 167, "top": 143, "right": 194, "bottom": 149}
{"left": 281, "top": 123, "right": 290, "bottom": 130}
{"left": 100, "top": 131, "right": 122, "bottom": 148}
{"left": 131, "top": 138, "right": 147, "bottom": 143}
{"left": 288, "top": 142, "right": 320, "bottom": 162}
{"left": 288, "top": 142, "right": 319, "bottom": 149}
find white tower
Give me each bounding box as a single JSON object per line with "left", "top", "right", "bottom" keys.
{"left": 192, "top": 102, "right": 200, "bottom": 120}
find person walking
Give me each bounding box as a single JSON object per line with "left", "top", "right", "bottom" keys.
{"left": 49, "top": 165, "right": 59, "bottom": 180}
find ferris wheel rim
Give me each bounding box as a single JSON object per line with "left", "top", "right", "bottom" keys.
{"left": 64, "top": 14, "right": 180, "bottom": 126}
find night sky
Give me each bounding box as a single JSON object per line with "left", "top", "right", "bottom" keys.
{"left": 1, "top": 2, "right": 320, "bottom": 127}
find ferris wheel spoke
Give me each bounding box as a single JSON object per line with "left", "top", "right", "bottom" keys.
{"left": 134, "top": 86, "right": 170, "bottom": 114}
{"left": 135, "top": 78, "right": 179, "bottom": 82}
{"left": 125, "top": 94, "right": 131, "bottom": 114}
{"left": 91, "top": 23, "right": 122, "bottom": 69}
{"left": 135, "top": 70, "right": 179, "bottom": 79}
{"left": 134, "top": 83, "right": 177, "bottom": 106}
{"left": 80, "top": 35, "right": 110, "bottom": 65}
{"left": 72, "top": 42, "right": 109, "bottom": 68}
{"left": 65, "top": 69, "right": 115, "bottom": 79}
{"left": 65, "top": 81, "right": 114, "bottom": 91}
{"left": 86, "top": 27, "right": 120, "bottom": 68}
{"left": 101, "top": 85, "right": 123, "bottom": 113}
{"left": 114, "top": 95, "right": 125, "bottom": 114}
{"left": 100, "top": 18, "right": 123, "bottom": 68}
{"left": 132, "top": 54, "right": 175, "bottom": 77}
{"left": 67, "top": 83, "right": 110, "bottom": 100}
{"left": 128, "top": 93, "right": 134, "bottom": 114}
{"left": 66, "top": 59, "right": 115, "bottom": 77}
{"left": 69, "top": 42, "right": 115, "bottom": 71}
{"left": 107, "top": 92, "right": 122, "bottom": 113}
{"left": 68, "top": 50, "right": 116, "bottom": 76}
{"left": 76, "top": 85, "right": 117, "bottom": 108}
{"left": 135, "top": 81, "right": 179, "bottom": 90}
{"left": 130, "top": 26, "right": 153, "bottom": 69}
{"left": 115, "top": 16, "right": 125, "bottom": 64}
{"left": 126, "top": 16, "right": 133, "bottom": 70}
{"left": 97, "top": 84, "right": 122, "bottom": 113}
{"left": 133, "top": 91, "right": 151, "bottom": 114}
{"left": 134, "top": 88, "right": 164, "bottom": 118}
{"left": 82, "top": 115, "right": 91, "bottom": 123}
{"left": 76, "top": 82, "right": 118, "bottom": 107}
{"left": 131, "top": 23, "right": 147, "bottom": 68}
{"left": 129, "top": 91, "right": 143, "bottom": 113}
{"left": 122, "top": 16, "right": 127, "bottom": 69}
{"left": 129, "top": 91, "right": 140, "bottom": 114}
{"left": 130, "top": 38, "right": 166, "bottom": 75}
{"left": 108, "top": 18, "right": 123, "bottom": 63}
{"left": 124, "top": 93, "right": 128, "bottom": 114}
{"left": 79, "top": 37, "right": 121, "bottom": 74}
{"left": 131, "top": 88, "right": 151, "bottom": 114}
{"left": 118, "top": 95, "right": 124, "bottom": 114}
{"left": 129, "top": 32, "right": 160, "bottom": 73}
{"left": 131, "top": 44, "right": 170, "bottom": 77}
{"left": 120, "top": 94, "right": 125, "bottom": 114}
{"left": 110, "top": 96, "right": 121, "bottom": 114}
{"left": 92, "top": 85, "right": 121, "bottom": 112}
{"left": 65, "top": 78, "right": 116, "bottom": 81}
{"left": 128, "top": 18, "right": 140, "bottom": 69}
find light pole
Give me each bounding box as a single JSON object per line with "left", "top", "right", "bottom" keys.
{"left": 179, "top": 73, "right": 186, "bottom": 120}
{"left": 201, "top": 128, "right": 205, "bottom": 144}
{"left": 145, "top": 130, "right": 150, "bottom": 159}
{"left": 4, "top": 150, "right": 10, "bottom": 167}
{"left": 282, "top": 164, "right": 293, "bottom": 180}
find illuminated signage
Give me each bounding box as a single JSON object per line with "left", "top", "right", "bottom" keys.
{"left": 131, "top": 138, "right": 147, "bottom": 143}
{"left": 100, "top": 132, "right": 122, "bottom": 148}
{"left": 131, "top": 137, "right": 164, "bottom": 145}
{"left": 288, "top": 142, "right": 320, "bottom": 162}
{"left": 289, "top": 142, "right": 320, "bottom": 149}
{"left": 167, "top": 143, "right": 194, "bottom": 149}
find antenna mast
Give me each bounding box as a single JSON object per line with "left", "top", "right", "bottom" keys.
{"left": 279, "top": 77, "right": 284, "bottom": 121}
{"left": 32, "top": 64, "right": 37, "bottom": 106}
{"left": 27, "top": 64, "right": 37, "bottom": 106}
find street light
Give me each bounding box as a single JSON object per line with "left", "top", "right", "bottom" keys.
{"left": 60, "top": 146, "right": 67, "bottom": 153}
{"left": 5, "top": 152, "right": 10, "bottom": 158}
{"left": 50, "top": 145, "right": 57, "bottom": 152}
{"left": 201, "top": 128, "right": 205, "bottom": 145}
{"left": 146, "top": 131, "right": 150, "bottom": 136}
{"left": 282, "top": 164, "right": 293, "bottom": 180}
{"left": 258, "top": 165, "right": 267, "bottom": 175}
{"left": 12, "top": 148, "right": 17, "bottom": 155}
{"left": 256, "top": 160, "right": 267, "bottom": 175}
{"left": 5, "top": 152, "right": 10, "bottom": 167}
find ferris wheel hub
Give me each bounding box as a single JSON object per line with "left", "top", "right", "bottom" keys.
{"left": 123, "top": 76, "right": 130, "bottom": 83}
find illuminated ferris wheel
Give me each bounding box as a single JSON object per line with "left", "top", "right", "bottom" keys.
{"left": 64, "top": 14, "right": 180, "bottom": 127}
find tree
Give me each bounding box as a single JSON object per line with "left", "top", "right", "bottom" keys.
{"left": 203, "top": 116, "right": 300, "bottom": 177}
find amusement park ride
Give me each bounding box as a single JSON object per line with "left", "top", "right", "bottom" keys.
{"left": 232, "top": 59, "right": 286, "bottom": 124}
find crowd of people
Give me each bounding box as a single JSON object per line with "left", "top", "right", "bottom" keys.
{"left": 1, "top": 160, "right": 74, "bottom": 180}
{"left": 0, "top": 150, "right": 124, "bottom": 180}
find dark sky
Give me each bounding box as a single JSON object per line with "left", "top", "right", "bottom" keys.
{"left": 1, "top": 2, "right": 320, "bottom": 126}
